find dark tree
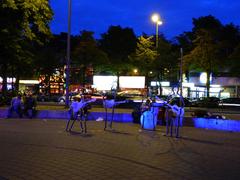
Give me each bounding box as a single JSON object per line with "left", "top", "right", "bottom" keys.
{"left": 72, "top": 30, "right": 108, "bottom": 85}
{"left": 183, "top": 15, "right": 223, "bottom": 97}
{"left": 0, "top": 0, "right": 53, "bottom": 94}
{"left": 99, "top": 25, "right": 138, "bottom": 90}
{"left": 228, "top": 43, "right": 240, "bottom": 77}
{"left": 130, "top": 35, "right": 157, "bottom": 87}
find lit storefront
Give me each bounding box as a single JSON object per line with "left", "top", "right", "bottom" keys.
{"left": 189, "top": 72, "right": 240, "bottom": 98}
{"left": 39, "top": 69, "right": 65, "bottom": 95}
{"left": 0, "top": 77, "right": 16, "bottom": 92}
{"left": 19, "top": 80, "right": 39, "bottom": 93}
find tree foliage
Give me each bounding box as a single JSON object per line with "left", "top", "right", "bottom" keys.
{"left": 182, "top": 16, "right": 224, "bottom": 96}
{"left": 228, "top": 43, "right": 240, "bottom": 76}
{"left": 72, "top": 30, "right": 108, "bottom": 71}
{"left": 155, "top": 35, "right": 179, "bottom": 82}
{"left": 131, "top": 35, "right": 157, "bottom": 74}
{"left": 0, "top": 0, "right": 53, "bottom": 93}
{"left": 1, "top": 0, "right": 52, "bottom": 42}
{"left": 178, "top": 15, "right": 240, "bottom": 97}
{"left": 99, "top": 25, "right": 137, "bottom": 74}
{"left": 71, "top": 30, "right": 108, "bottom": 85}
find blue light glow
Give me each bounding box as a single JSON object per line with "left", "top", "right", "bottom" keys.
{"left": 193, "top": 118, "right": 240, "bottom": 132}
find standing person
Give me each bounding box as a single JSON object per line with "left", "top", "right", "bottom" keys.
{"left": 7, "top": 94, "right": 23, "bottom": 118}
{"left": 23, "top": 93, "right": 37, "bottom": 118}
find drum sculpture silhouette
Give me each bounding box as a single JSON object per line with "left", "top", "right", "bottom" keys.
{"left": 140, "top": 102, "right": 162, "bottom": 130}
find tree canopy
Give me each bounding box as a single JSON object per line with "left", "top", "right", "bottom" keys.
{"left": 1, "top": 5, "right": 240, "bottom": 98}
{"left": 179, "top": 15, "right": 240, "bottom": 97}
{"left": 99, "top": 25, "right": 138, "bottom": 75}
{"left": 0, "top": 0, "right": 53, "bottom": 93}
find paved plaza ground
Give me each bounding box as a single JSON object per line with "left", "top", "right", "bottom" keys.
{"left": 0, "top": 118, "right": 239, "bottom": 180}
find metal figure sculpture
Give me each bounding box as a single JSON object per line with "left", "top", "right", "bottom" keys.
{"left": 103, "top": 94, "right": 126, "bottom": 130}
{"left": 165, "top": 86, "right": 185, "bottom": 138}
{"left": 66, "top": 96, "right": 96, "bottom": 133}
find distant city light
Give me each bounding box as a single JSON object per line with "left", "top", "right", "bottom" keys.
{"left": 19, "top": 80, "right": 39, "bottom": 84}
{"left": 199, "top": 72, "right": 212, "bottom": 84}
{"left": 150, "top": 81, "right": 170, "bottom": 87}
{"left": 182, "top": 82, "right": 195, "bottom": 88}
{"left": 210, "top": 84, "right": 221, "bottom": 88}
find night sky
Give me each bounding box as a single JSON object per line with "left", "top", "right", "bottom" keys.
{"left": 50, "top": 0, "right": 240, "bottom": 40}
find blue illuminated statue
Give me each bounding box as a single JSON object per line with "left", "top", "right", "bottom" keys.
{"left": 140, "top": 98, "right": 162, "bottom": 131}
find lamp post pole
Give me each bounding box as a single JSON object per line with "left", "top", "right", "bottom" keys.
{"left": 180, "top": 48, "right": 183, "bottom": 97}
{"left": 151, "top": 13, "right": 162, "bottom": 49}
{"left": 179, "top": 47, "right": 184, "bottom": 108}
{"left": 66, "top": 0, "right": 72, "bottom": 107}
{"left": 156, "top": 22, "right": 159, "bottom": 48}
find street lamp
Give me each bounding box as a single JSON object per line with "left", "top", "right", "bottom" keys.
{"left": 151, "top": 13, "right": 163, "bottom": 48}
{"left": 66, "top": 0, "right": 72, "bottom": 107}
{"left": 133, "top": 69, "right": 138, "bottom": 74}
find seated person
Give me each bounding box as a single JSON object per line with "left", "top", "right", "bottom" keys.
{"left": 23, "top": 93, "right": 37, "bottom": 118}
{"left": 7, "top": 94, "right": 23, "bottom": 118}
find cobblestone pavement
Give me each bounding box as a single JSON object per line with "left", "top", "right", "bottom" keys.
{"left": 0, "top": 119, "right": 239, "bottom": 180}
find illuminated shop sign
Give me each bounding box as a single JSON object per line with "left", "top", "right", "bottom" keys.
{"left": 119, "top": 76, "right": 145, "bottom": 88}
{"left": 93, "top": 76, "right": 145, "bottom": 90}
{"left": 93, "top": 76, "right": 117, "bottom": 90}
{"left": 199, "top": 72, "right": 212, "bottom": 84}
{"left": 150, "top": 81, "right": 170, "bottom": 87}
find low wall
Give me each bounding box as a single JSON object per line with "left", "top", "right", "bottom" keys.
{"left": 0, "top": 109, "right": 133, "bottom": 123}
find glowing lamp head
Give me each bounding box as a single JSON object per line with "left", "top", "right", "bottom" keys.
{"left": 151, "top": 14, "right": 160, "bottom": 23}
{"left": 157, "top": 20, "right": 163, "bottom": 25}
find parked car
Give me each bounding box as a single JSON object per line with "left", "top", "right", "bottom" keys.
{"left": 168, "top": 97, "right": 192, "bottom": 107}
{"left": 191, "top": 97, "right": 220, "bottom": 108}
{"left": 37, "top": 93, "right": 63, "bottom": 102}
{"left": 58, "top": 92, "right": 83, "bottom": 103}
{"left": 117, "top": 90, "right": 144, "bottom": 102}
{"left": 117, "top": 90, "right": 143, "bottom": 97}
{"left": 219, "top": 98, "right": 240, "bottom": 107}
{"left": 191, "top": 109, "right": 226, "bottom": 119}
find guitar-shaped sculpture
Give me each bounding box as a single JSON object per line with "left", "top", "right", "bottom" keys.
{"left": 164, "top": 103, "right": 184, "bottom": 118}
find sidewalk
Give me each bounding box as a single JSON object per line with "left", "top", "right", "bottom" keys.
{"left": 0, "top": 119, "right": 239, "bottom": 179}
{"left": 1, "top": 104, "right": 240, "bottom": 120}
